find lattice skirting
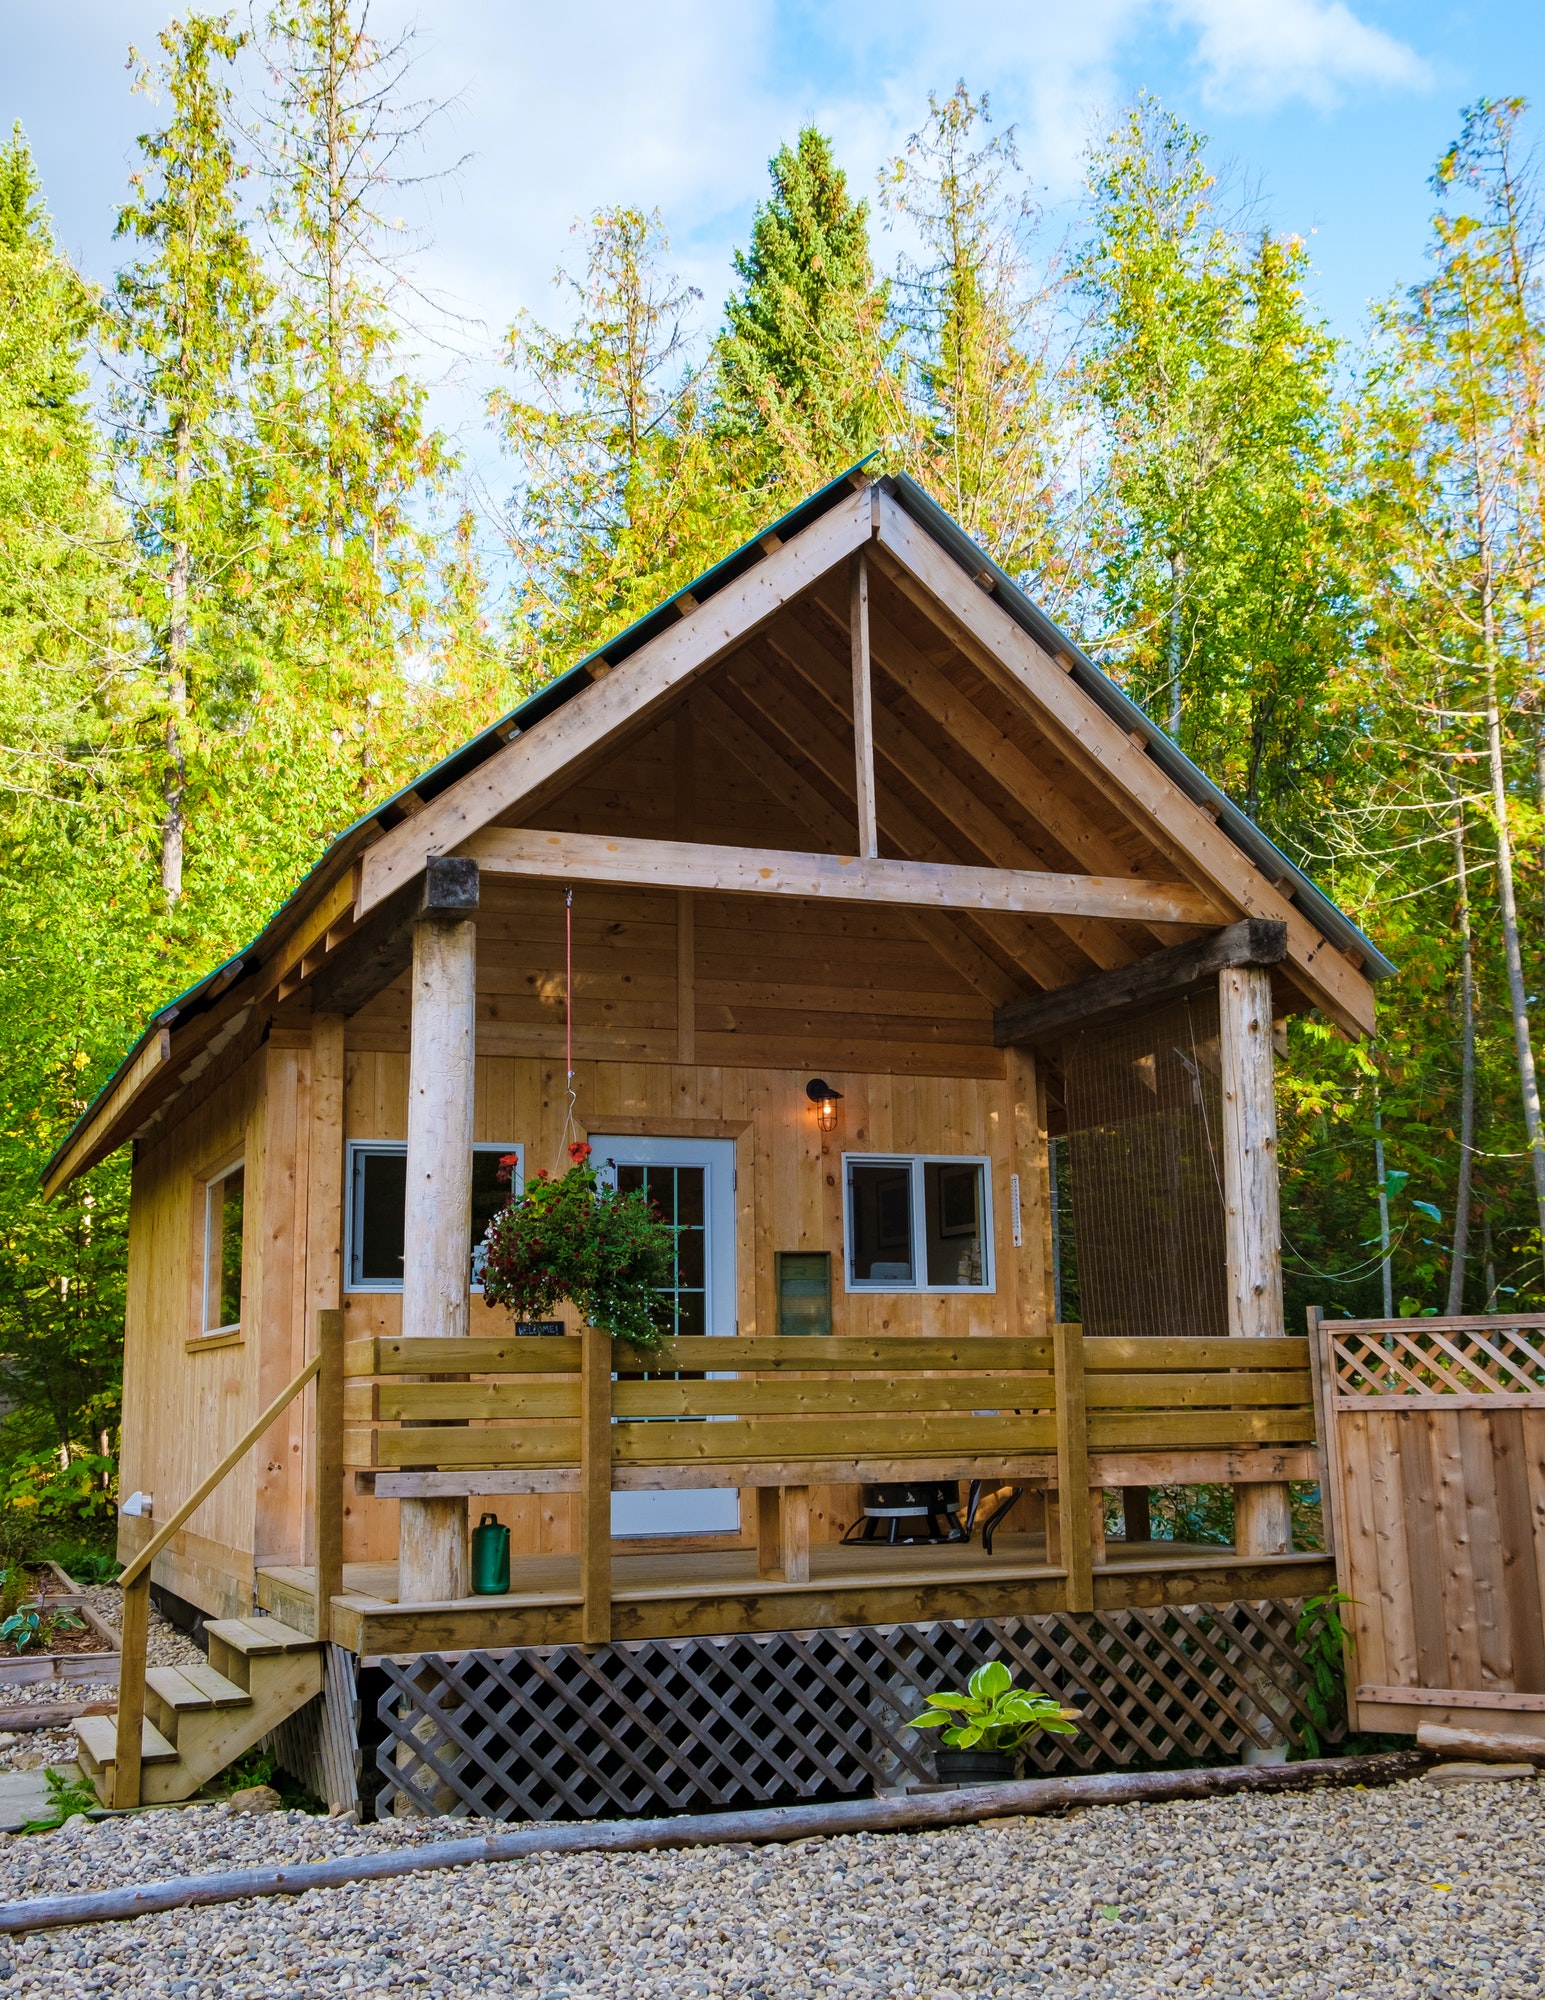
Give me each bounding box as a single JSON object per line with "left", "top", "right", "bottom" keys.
{"left": 376, "top": 1598, "right": 1338, "bottom": 1822}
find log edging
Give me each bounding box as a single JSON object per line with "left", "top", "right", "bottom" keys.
{"left": 0, "top": 1750, "right": 1431, "bottom": 1935}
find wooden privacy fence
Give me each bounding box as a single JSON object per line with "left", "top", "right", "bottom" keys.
{"left": 1313, "top": 1308, "right": 1545, "bottom": 1736}
{"left": 344, "top": 1327, "right": 1319, "bottom": 1637}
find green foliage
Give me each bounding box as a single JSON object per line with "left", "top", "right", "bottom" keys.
{"left": 719, "top": 125, "right": 900, "bottom": 491}
{"left": 910, "top": 1660, "right": 1080, "bottom": 1753}
{"left": 1293, "top": 1591, "right": 1354, "bottom": 1759}
{"left": 480, "top": 1143, "right": 677, "bottom": 1351}
{"left": 20, "top": 1765, "right": 100, "bottom": 1835}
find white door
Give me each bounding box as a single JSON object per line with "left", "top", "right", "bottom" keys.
{"left": 590, "top": 1136, "right": 740, "bottom": 1538}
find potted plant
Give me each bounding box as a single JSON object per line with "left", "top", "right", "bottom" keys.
{"left": 911, "top": 1661, "right": 1080, "bottom": 1783}
{"left": 479, "top": 1143, "right": 677, "bottom": 1353}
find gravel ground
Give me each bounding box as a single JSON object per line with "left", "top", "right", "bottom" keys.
{"left": 0, "top": 1591, "right": 200, "bottom": 1775}
{"left": 0, "top": 1773, "right": 1540, "bottom": 1997}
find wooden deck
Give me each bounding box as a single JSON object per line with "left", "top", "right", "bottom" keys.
{"left": 258, "top": 1537, "right": 1333, "bottom": 1657}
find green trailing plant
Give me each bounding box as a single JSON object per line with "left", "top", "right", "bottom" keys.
{"left": 21, "top": 1766, "right": 99, "bottom": 1835}
{"left": 1294, "top": 1589, "right": 1354, "bottom": 1758}
{"left": 910, "top": 1661, "right": 1080, "bottom": 1754}
{"left": 479, "top": 1144, "right": 677, "bottom": 1352}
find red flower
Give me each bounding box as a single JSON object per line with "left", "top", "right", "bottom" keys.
{"left": 569, "top": 1141, "right": 593, "bottom": 1162}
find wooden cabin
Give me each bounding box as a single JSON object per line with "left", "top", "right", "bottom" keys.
{"left": 46, "top": 468, "right": 1391, "bottom": 1816}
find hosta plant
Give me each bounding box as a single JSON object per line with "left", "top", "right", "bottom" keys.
{"left": 479, "top": 1143, "right": 677, "bottom": 1353}
{"left": 910, "top": 1661, "right": 1080, "bottom": 1753}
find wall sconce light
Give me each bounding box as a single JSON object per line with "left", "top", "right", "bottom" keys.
{"left": 806, "top": 1078, "right": 843, "bottom": 1134}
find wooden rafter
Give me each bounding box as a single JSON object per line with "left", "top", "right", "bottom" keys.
{"left": 869, "top": 490, "right": 1376, "bottom": 1037}
{"left": 692, "top": 686, "right": 1029, "bottom": 1008}
{"left": 754, "top": 623, "right": 1138, "bottom": 975}
{"left": 356, "top": 488, "right": 875, "bottom": 917}
{"left": 458, "top": 827, "right": 1226, "bottom": 926}
{"left": 716, "top": 655, "right": 1078, "bottom": 991}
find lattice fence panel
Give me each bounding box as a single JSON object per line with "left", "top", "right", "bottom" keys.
{"left": 1329, "top": 1316, "right": 1545, "bottom": 1401}
{"left": 376, "top": 1598, "right": 1335, "bottom": 1822}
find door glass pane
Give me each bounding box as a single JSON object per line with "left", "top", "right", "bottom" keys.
{"left": 924, "top": 1161, "right": 987, "bottom": 1286}
{"left": 205, "top": 1166, "right": 245, "bottom": 1331}
{"left": 613, "top": 1164, "right": 709, "bottom": 1388}
{"left": 848, "top": 1162, "right": 915, "bottom": 1284}
{"left": 470, "top": 1150, "right": 518, "bottom": 1275}
{"left": 357, "top": 1151, "right": 407, "bottom": 1285}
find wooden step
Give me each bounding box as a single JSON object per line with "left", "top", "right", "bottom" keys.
{"left": 146, "top": 1664, "right": 249, "bottom": 1712}
{"left": 202, "top": 1616, "right": 318, "bottom": 1656}
{"left": 74, "top": 1715, "right": 178, "bottom": 1770}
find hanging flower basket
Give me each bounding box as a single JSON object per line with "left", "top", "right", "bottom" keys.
{"left": 479, "top": 1144, "right": 677, "bottom": 1353}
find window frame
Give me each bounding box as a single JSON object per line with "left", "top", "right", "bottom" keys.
{"left": 199, "top": 1156, "right": 247, "bottom": 1337}
{"left": 344, "top": 1140, "right": 524, "bottom": 1295}
{"left": 841, "top": 1151, "right": 995, "bottom": 1295}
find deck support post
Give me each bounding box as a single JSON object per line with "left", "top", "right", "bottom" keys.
{"left": 397, "top": 860, "right": 479, "bottom": 1608}
{"left": 580, "top": 1321, "right": 613, "bottom": 1644}
{"left": 1053, "top": 1322, "right": 1094, "bottom": 1611}
{"left": 1219, "top": 964, "right": 1292, "bottom": 1560}
{"left": 313, "top": 1309, "right": 345, "bottom": 1642}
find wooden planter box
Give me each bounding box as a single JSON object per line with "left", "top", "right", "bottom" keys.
{"left": 0, "top": 1587, "right": 120, "bottom": 1689}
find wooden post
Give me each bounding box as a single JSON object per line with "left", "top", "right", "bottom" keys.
{"left": 397, "top": 859, "right": 479, "bottom": 1606}
{"left": 756, "top": 1487, "right": 783, "bottom": 1580}
{"left": 111, "top": 1574, "right": 150, "bottom": 1809}
{"left": 1122, "top": 1487, "right": 1152, "bottom": 1542}
{"left": 1006, "top": 1047, "right": 1054, "bottom": 1333}
{"left": 1053, "top": 1321, "right": 1093, "bottom": 1611}
{"left": 780, "top": 1486, "right": 811, "bottom": 1586}
{"left": 850, "top": 551, "right": 878, "bottom": 859}
{"left": 312, "top": 1309, "right": 345, "bottom": 1643}
{"left": 579, "top": 1321, "right": 613, "bottom": 1645}
{"left": 1219, "top": 963, "right": 1292, "bottom": 1559}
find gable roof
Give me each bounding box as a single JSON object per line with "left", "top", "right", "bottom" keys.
{"left": 42, "top": 465, "right": 1391, "bottom": 1195}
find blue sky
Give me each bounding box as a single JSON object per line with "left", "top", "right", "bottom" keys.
{"left": 6, "top": 0, "right": 1544, "bottom": 483}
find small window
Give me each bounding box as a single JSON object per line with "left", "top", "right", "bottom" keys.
{"left": 776, "top": 1251, "right": 832, "bottom": 1336}
{"left": 346, "top": 1142, "right": 524, "bottom": 1293}
{"left": 844, "top": 1155, "right": 993, "bottom": 1293}
{"left": 203, "top": 1162, "right": 245, "bottom": 1333}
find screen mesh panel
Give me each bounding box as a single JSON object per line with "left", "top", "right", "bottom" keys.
{"left": 1061, "top": 989, "right": 1228, "bottom": 1340}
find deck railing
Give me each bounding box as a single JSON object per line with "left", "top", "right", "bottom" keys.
{"left": 342, "top": 1327, "right": 1317, "bottom": 1638}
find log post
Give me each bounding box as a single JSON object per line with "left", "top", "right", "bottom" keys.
{"left": 397, "top": 858, "right": 479, "bottom": 1606}
{"left": 1053, "top": 1322, "right": 1093, "bottom": 1612}
{"left": 1219, "top": 963, "right": 1292, "bottom": 1560}
{"left": 579, "top": 1320, "right": 613, "bottom": 1645}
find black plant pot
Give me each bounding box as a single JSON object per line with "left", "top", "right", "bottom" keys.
{"left": 934, "top": 1747, "right": 1016, "bottom": 1785}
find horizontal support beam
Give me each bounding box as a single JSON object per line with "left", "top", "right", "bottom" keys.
{"left": 359, "top": 1443, "right": 1319, "bottom": 1500}
{"left": 461, "top": 828, "right": 1228, "bottom": 927}
{"left": 993, "top": 917, "right": 1288, "bottom": 1046}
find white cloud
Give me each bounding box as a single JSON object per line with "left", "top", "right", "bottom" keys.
{"left": 1170, "top": 0, "right": 1428, "bottom": 110}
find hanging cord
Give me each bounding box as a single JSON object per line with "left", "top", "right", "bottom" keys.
{"left": 558, "top": 887, "right": 581, "bottom": 1168}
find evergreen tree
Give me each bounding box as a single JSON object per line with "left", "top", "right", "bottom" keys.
{"left": 718, "top": 127, "right": 900, "bottom": 491}
{"left": 112, "top": 12, "right": 271, "bottom": 909}
{"left": 253, "top": 0, "right": 456, "bottom": 827}
{"left": 883, "top": 84, "right": 1079, "bottom": 602}
{"left": 0, "top": 126, "right": 117, "bottom": 805}
{"left": 495, "top": 206, "right": 751, "bottom": 676}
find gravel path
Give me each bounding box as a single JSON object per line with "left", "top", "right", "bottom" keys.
{"left": 0, "top": 1590, "right": 200, "bottom": 1776}
{"left": 0, "top": 1773, "right": 1540, "bottom": 1997}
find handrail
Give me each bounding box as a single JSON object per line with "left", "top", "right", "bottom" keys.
{"left": 119, "top": 1357, "right": 320, "bottom": 1590}
{"left": 112, "top": 1330, "right": 336, "bottom": 1810}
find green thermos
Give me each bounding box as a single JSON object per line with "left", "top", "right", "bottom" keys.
{"left": 471, "top": 1512, "right": 510, "bottom": 1595}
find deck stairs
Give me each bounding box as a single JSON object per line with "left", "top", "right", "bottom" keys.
{"left": 74, "top": 1616, "right": 323, "bottom": 1806}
